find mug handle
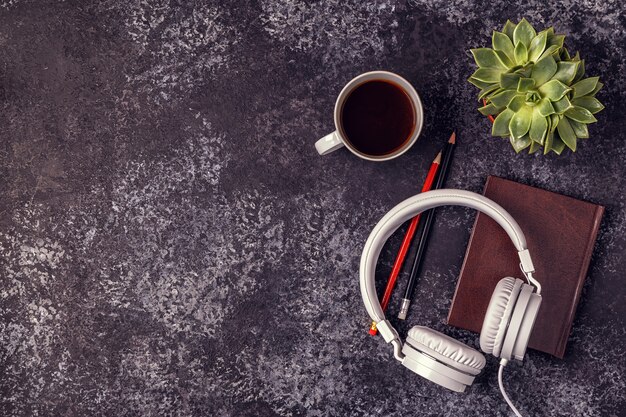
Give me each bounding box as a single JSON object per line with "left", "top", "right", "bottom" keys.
{"left": 315, "top": 131, "right": 344, "bottom": 155}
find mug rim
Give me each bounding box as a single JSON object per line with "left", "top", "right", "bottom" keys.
{"left": 333, "top": 71, "right": 424, "bottom": 162}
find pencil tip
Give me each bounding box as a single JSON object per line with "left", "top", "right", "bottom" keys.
{"left": 433, "top": 151, "right": 442, "bottom": 164}
{"left": 449, "top": 132, "right": 456, "bottom": 144}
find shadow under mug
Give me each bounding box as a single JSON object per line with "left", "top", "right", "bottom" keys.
{"left": 315, "top": 71, "right": 424, "bottom": 162}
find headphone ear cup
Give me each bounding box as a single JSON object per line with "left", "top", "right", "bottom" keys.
{"left": 407, "top": 326, "right": 486, "bottom": 372}
{"left": 480, "top": 277, "right": 523, "bottom": 357}
{"left": 499, "top": 283, "right": 541, "bottom": 361}
{"left": 401, "top": 326, "right": 486, "bottom": 393}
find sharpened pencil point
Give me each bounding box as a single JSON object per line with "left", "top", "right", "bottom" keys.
{"left": 433, "top": 151, "right": 442, "bottom": 164}
{"left": 449, "top": 132, "right": 456, "bottom": 144}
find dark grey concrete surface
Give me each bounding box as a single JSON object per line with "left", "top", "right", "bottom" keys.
{"left": 0, "top": 1, "right": 624, "bottom": 416}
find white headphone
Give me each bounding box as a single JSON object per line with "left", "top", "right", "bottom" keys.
{"left": 359, "top": 189, "right": 542, "bottom": 414}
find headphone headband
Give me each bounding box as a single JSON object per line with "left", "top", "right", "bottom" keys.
{"left": 360, "top": 189, "right": 539, "bottom": 325}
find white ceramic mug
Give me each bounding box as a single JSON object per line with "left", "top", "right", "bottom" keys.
{"left": 315, "top": 71, "right": 424, "bottom": 161}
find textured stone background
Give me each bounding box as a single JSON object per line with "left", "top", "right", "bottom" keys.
{"left": 1, "top": 1, "right": 625, "bottom": 416}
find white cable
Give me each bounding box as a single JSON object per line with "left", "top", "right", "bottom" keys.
{"left": 498, "top": 363, "right": 523, "bottom": 417}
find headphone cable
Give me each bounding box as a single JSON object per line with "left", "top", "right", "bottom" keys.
{"left": 498, "top": 361, "right": 523, "bottom": 417}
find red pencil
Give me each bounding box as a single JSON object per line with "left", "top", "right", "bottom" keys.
{"left": 369, "top": 151, "right": 442, "bottom": 335}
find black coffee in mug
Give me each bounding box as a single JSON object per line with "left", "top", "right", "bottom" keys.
{"left": 314, "top": 71, "right": 423, "bottom": 160}
{"left": 340, "top": 80, "right": 416, "bottom": 156}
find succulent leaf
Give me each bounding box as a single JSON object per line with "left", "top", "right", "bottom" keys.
{"left": 509, "top": 105, "right": 533, "bottom": 138}
{"left": 539, "top": 44, "right": 560, "bottom": 61}
{"left": 543, "top": 130, "right": 554, "bottom": 154}
{"left": 538, "top": 79, "right": 570, "bottom": 101}
{"left": 513, "top": 19, "right": 536, "bottom": 48}
{"left": 543, "top": 27, "right": 555, "bottom": 36}
{"left": 502, "top": 20, "right": 516, "bottom": 40}
{"left": 571, "top": 97, "right": 605, "bottom": 114}
{"left": 531, "top": 56, "right": 557, "bottom": 86}
{"left": 572, "top": 76, "right": 599, "bottom": 98}
{"left": 552, "top": 96, "right": 572, "bottom": 114}
{"left": 478, "top": 84, "right": 501, "bottom": 100}
{"left": 500, "top": 73, "right": 522, "bottom": 89}
{"left": 510, "top": 134, "right": 532, "bottom": 153}
{"left": 508, "top": 95, "right": 526, "bottom": 112}
{"left": 495, "top": 50, "right": 515, "bottom": 67}
{"left": 556, "top": 117, "right": 577, "bottom": 151}
{"left": 569, "top": 119, "right": 589, "bottom": 138}
{"left": 478, "top": 102, "right": 500, "bottom": 116}
{"left": 536, "top": 98, "right": 556, "bottom": 117}
{"left": 551, "top": 135, "right": 566, "bottom": 154}
{"left": 590, "top": 81, "right": 603, "bottom": 96}
{"left": 529, "top": 140, "right": 542, "bottom": 154}
{"left": 469, "top": 19, "right": 604, "bottom": 155}
{"left": 517, "top": 77, "right": 535, "bottom": 93}
{"left": 528, "top": 31, "right": 548, "bottom": 62}
{"left": 490, "top": 90, "right": 519, "bottom": 107}
{"left": 471, "top": 48, "right": 508, "bottom": 69}
{"left": 546, "top": 33, "right": 565, "bottom": 49}
{"left": 553, "top": 61, "right": 579, "bottom": 84}
{"left": 514, "top": 63, "right": 533, "bottom": 78}
{"left": 550, "top": 114, "right": 560, "bottom": 132}
{"left": 492, "top": 31, "right": 515, "bottom": 61}
{"left": 529, "top": 109, "right": 548, "bottom": 144}
{"left": 492, "top": 109, "right": 514, "bottom": 136}
{"left": 573, "top": 59, "right": 585, "bottom": 83}
{"left": 468, "top": 76, "right": 494, "bottom": 90}
{"left": 472, "top": 68, "right": 504, "bottom": 83}
{"left": 565, "top": 106, "right": 597, "bottom": 123}
{"left": 514, "top": 42, "right": 529, "bottom": 64}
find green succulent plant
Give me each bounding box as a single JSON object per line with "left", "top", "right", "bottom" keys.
{"left": 468, "top": 19, "right": 604, "bottom": 155}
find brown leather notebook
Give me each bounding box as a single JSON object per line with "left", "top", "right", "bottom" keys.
{"left": 447, "top": 176, "right": 604, "bottom": 358}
